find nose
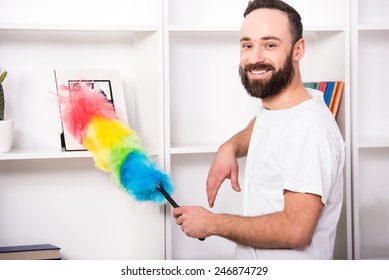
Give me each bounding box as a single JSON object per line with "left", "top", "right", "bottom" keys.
{"left": 246, "top": 45, "right": 265, "bottom": 65}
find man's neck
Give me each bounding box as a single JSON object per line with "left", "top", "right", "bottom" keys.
{"left": 261, "top": 79, "right": 311, "bottom": 110}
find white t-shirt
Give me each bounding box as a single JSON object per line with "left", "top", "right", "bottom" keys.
{"left": 235, "top": 88, "right": 345, "bottom": 259}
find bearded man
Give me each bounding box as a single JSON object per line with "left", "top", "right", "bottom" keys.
{"left": 173, "top": 0, "right": 345, "bottom": 260}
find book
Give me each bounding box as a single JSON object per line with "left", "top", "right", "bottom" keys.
{"left": 304, "top": 82, "right": 317, "bottom": 89}
{"left": 318, "top": 81, "right": 328, "bottom": 95}
{"left": 324, "top": 81, "right": 335, "bottom": 107}
{"left": 330, "top": 81, "right": 345, "bottom": 117}
{"left": 328, "top": 81, "right": 339, "bottom": 110}
{"left": 0, "top": 244, "right": 61, "bottom": 260}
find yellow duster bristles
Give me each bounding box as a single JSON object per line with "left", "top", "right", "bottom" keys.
{"left": 83, "top": 116, "right": 142, "bottom": 171}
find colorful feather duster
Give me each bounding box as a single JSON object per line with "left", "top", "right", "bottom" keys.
{"left": 57, "top": 82, "right": 174, "bottom": 205}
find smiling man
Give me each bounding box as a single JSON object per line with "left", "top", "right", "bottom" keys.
{"left": 173, "top": 0, "right": 345, "bottom": 260}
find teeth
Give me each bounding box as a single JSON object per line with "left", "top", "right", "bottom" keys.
{"left": 251, "top": 70, "right": 267, "bottom": 74}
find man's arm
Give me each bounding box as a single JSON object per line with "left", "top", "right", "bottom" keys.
{"left": 173, "top": 190, "right": 323, "bottom": 249}
{"left": 206, "top": 117, "right": 256, "bottom": 208}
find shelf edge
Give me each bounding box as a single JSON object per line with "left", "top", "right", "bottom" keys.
{"left": 358, "top": 137, "right": 389, "bottom": 148}
{"left": 168, "top": 24, "right": 345, "bottom": 32}
{"left": 169, "top": 146, "right": 218, "bottom": 155}
{"left": 0, "top": 23, "right": 158, "bottom": 32}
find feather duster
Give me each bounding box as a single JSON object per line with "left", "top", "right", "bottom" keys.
{"left": 57, "top": 82, "right": 173, "bottom": 204}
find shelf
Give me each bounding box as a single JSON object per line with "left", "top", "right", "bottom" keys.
{"left": 359, "top": 24, "right": 389, "bottom": 31}
{"left": 168, "top": 24, "right": 345, "bottom": 33}
{"left": 169, "top": 146, "right": 218, "bottom": 155}
{"left": 0, "top": 23, "right": 158, "bottom": 32}
{"left": 0, "top": 148, "right": 159, "bottom": 160}
{"left": 358, "top": 137, "right": 389, "bottom": 149}
{"left": 168, "top": 25, "right": 240, "bottom": 32}
{"left": 0, "top": 149, "right": 91, "bottom": 160}
{"left": 304, "top": 25, "right": 346, "bottom": 32}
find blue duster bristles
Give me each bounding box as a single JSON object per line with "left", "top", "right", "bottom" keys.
{"left": 120, "top": 151, "right": 174, "bottom": 204}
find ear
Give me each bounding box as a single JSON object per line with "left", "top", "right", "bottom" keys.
{"left": 293, "top": 38, "right": 305, "bottom": 62}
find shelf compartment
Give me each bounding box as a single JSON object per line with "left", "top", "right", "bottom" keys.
{"left": 168, "top": 0, "right": 347, "bottom": 28}
{"left": 301, "top": 31, "right": 346, "bottom": 82}
{"left": 357, "top": 148, "right": 389, "bottom": 259}
{"left": 358, "top": 0, "right": 389, "bottom": 26}
{"left": 357, "top": 30, "right": 389, "bottom": 140}
{"left": 0, "top": 0, "right": 160, "bottom": 27}
{"left": 169, "top": 153, "right": 245, "bottom": 260}
{"left": 168, "top": 0, "right": 247, "bottom": 27}
{"left": 0, "top": 158, "right": 164, "bottom": 259}
{"left": 0, "top": 29, "right": 161, "bottom": 153}
{"left": 168, "top": 31, "right": 259, "bottom": 148}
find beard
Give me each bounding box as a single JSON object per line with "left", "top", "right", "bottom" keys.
{"left": 239, "top": 51, "right": 295, "bottom": 99}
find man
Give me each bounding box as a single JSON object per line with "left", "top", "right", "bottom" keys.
{"left": 173, "top": 0, "right": 345, "bottom": 259}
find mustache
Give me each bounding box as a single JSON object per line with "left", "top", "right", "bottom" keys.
{"left": 243, "top": 63, "right": 275, "bottom": 72}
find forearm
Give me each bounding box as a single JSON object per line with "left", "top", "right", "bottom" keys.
{"left": 209, "top": 212, "right": 300, "bottom": 249}
{"left": 206, "top": 191, "right": 323, "bottom": 250}
{"left": 209, "top": 202, "right": 321, "bottom": 250}
{"left": 174, "top": 193, "right": 322, "bottom": 247}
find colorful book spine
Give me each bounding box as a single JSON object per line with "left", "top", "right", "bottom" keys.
{"left": 304, "top": 80, "right": 344, "bottom": 118}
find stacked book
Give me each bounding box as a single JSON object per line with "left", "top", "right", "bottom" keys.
{"left": 303, "top": 81, "right": 344, "bottom": 118}
{"left": 0, "top": 244, "right": 61, "bottom": 260}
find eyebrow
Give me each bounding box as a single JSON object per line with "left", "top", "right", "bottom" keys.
{"left": 240, "top": 36, "right": 282, "bottom": 42}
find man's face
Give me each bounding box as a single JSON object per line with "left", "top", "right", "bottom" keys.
{"left": 239, "top": 50, "right": 294, "bottom": 99}
{"left": 239, "top": 8, "right": 295, "bottom": 99}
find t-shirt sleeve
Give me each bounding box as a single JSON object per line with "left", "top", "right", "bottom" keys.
{"left": 281, "top": 129, "right": 339, "bottom": 205}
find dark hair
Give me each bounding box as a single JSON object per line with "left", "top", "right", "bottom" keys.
{"left": 244, "top": 0, "right": 303, "bottom": 44}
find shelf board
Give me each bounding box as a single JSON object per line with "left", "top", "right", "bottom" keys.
{"left": 0, "top": 148, "right": 160, "bottom": 160}
{"left": 168, "top": 25, "right": 240, "bottom": 32}
{"left": 358, "top": 24, "right": 389, "bottom": 31}
{"left": 0, "top": 23, "right": 158, "bottom": 32}
{"left": 169, "top": 146, "right": 218, "bottom": 155}
{"left": 358, "top": 137, "right": 389, "bottom": 148}
{"left": 0, "top": 149, "right": 92, "bottom": 160}
{"left": 304, "top": 24, "right": 346, "bottom": 32}
{"left": 168, "top": 24, "right": 345, "bottom": 33}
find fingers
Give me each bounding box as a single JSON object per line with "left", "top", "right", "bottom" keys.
{"left": 173, "top": 206, "right": 183, "bottom": 219}
{"left": 172, "top": 206, "right": 212, "bottom": 239}
{"left": 206, "top": 162, "right": 240, "bottom": 208}
{"left": 230, "top": 168, "right": 241, "bottom": 192}
{"left": 206, "top": 176, "right": 220, "bottom": 208}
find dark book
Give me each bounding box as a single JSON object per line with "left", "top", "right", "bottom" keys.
{"left": 303, "top": 82, "right": 317, "bottom": 89}
{"left": 0, "top": 244, "right": 61, "bottom": 260}
{"left": 324, "top": 81, "right": 335, "bottom": 107}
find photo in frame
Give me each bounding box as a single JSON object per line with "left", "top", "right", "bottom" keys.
{"left": 55, "top": 69, "right": 128, "bottom": 151}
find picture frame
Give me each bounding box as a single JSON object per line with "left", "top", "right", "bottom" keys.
{"left": 55, "top": 69, "right": 128, "bottom": 151}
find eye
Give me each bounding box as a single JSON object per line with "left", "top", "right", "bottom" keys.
{"left": 241, "top": 43, "right": 252, "bottom": 49}
{"left": 265, "top": 42, "right": 277, "bottom": 48}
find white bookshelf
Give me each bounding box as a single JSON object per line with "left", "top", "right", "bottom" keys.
{"left": 351, "top": 0, "right": 389, "bottom": 260}
{"left": 1, "top": 0, "right": 355, "bottom": 260}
